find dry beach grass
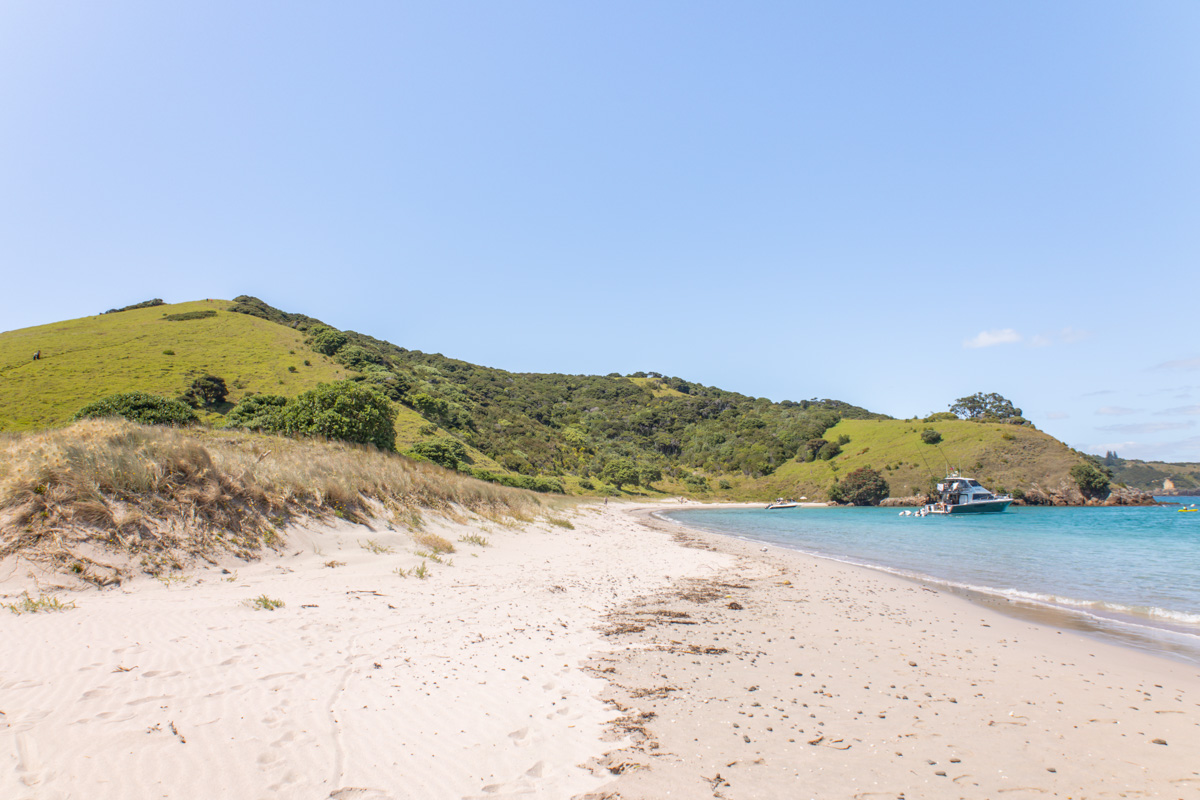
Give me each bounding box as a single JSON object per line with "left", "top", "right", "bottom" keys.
{"left": 0, "top": 419, "right": 547, "bottom": 584}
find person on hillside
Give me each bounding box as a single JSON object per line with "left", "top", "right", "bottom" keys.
{"left": 32, "top": 350, "right": 40, "bottom": 361}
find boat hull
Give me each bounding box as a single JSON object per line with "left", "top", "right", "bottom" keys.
{"left": 945, "top": 499, "right": 1012, "bottom": 514}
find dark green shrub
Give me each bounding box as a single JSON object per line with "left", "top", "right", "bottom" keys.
{"left": 920, "top": 429, "right": 942, "bottom": 445}
{"left": 162, "top": 350, "right": 175, "bottom": 356}
{"left": 832, "top": 466, "right": 889, "bottom": 505}
{"left": 579, "top": 478, "right": 595, "bottom": 490}
{"left": 278, "top": 381, "right": 396, "bottom": 450}
{"left": 307, "top": 326, "right": 348, "bottom": 356}
{"left": 103, "top": 298, "right": 163, "bottom": 314}
{"left": 73, "top": 392, "right": 197, "bottom": 426}
{"left": 163, "top": 310, "right": 217, "bottom": 321}
{"left": 718, "top": 479, "right": 732, "bottom": 490}
{"left": 601, "top": 458, "right": 639, "bottom": 489}
{"left": 817, "top": 441, "right": 842, "bottom": 460}
{"left": 225, "top": 395, "right": 287, "bottom": 430}
{"left": 469, "top": 469, "right": 564, "bottom": 494}
{"left": 638, "top": 464, "right": 662, "bottom": 488}
{"left": 1070, "top": 462, "right": 1111, "bottom": 496}
{"left": 180, "top": 375, "right": 228, "bottom": 408}
{"left": 334, "top": 345, "right": 383, "bottom": 370}
{"left": 407, "top": 437, "right": 467, "bottom": 470}
{"left": 288, "top": 365, "right": 298, "bottom": 373}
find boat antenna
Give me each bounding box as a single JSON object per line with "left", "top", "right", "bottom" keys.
{"left": 933, "top": 443, "right": 953, "bottom": 473}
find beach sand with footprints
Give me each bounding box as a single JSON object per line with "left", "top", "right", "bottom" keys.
{"left": 1, "top": 502, "right": 1198, "bottom": 799}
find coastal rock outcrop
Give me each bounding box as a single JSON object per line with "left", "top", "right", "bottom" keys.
{"left": 1099, "top": 486, "right": 1157, "bottom": 506}
{"left": 1016, "top": 483, "right": 1157, "bottom": 507}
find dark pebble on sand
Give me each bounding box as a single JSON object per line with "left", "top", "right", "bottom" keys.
{"left": 1152, "top": 738, "right": 1167, "bottom": 745}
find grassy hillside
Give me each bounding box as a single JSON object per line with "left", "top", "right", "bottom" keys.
{"left": 753, "top": 418, "right": 1082, "bottom": 501}
{"left": 0, "top": 300, "right": 503, "bottom": 467}
{"left": 1108, "top": 459, "right": 1200, "bottom": 492}
{"left": 1, "top": 295, "right": 1097, "bottom": 499}
{"left": 0, "top": 300, "right": 348, "bottom": 429}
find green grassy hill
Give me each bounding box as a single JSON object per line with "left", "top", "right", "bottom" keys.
{"left": 0, "top": 295, "right": 1099, "bottom": 499}
{"left": 750, "top": 418, "right": 1082, "bottom": 501}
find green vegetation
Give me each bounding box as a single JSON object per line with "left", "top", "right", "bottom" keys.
{"left": 73, "top": 392, "right": 198, "bottom": 426}
{"left": 245, "top": 595, "right": 285, "bottom": 611}
{"left": 2, "top": 296, "right": 1110, "bottom": 501}
{"left": 761, "top": 417, "right": 1086, "bottom": 502}
{"left": 103, "top": 299, "right": 164, "bottom": 314}
{"left": 276, "top": 381, "right": 396, "bottom": 450}
{"left": 830, "top": 466, "right": 889, "bottom": 506}
{"left": 949, "top": 392, "right": 1028, "bottom": 424}
{"left": 225, "top": 394, "right": 287, "bottom": 429}
{"left": 920, "top": 429, "right": 942, "bottom": 445}
{"left": 1070, "top": 461, "right": 1111, "bottom": 496}
{"left": 164, "top": 310, "right": 217, "bottom": 322}
{"left": 407, "top": 437, "right": 467, "bottom": 469}
{"left": 4, "top": 592, "right": 76, "bottom": 615}
{"left": 180, "top": 375, "right": 228, "bottom": 408}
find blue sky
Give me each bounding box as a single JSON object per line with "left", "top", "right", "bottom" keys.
{"left": 3, "top": 2, "right": 1199, "bottom": 461}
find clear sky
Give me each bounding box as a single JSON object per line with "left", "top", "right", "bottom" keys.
{"left": 3, "top": 2, "right": 1198, "bottom": 461}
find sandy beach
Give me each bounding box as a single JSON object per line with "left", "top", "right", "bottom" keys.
{"left": 2, "top": 502, "right": 1198, "bottom": 799}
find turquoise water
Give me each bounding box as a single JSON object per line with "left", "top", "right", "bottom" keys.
{"left": 661, "top": 497, "right": 1200, "bottom": 663}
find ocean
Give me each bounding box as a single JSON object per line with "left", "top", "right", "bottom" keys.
{"left": 660, "top": 497, "right": 1200, "bottom": 665}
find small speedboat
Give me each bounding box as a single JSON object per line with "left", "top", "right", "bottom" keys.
{"left": 766, "top": 498, "right": 799, "bottom": 509}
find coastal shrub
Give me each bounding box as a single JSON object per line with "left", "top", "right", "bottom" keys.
{"left": 638, "top": 464, "right": 662, "bottom": 488}
{"left": 817, "top": 441, "right": 842, "bottom": 460}
{"left": 1070, "top": 462, "right": 1111, "bottom": 496}
{"left": 409, "top": 392, "right": 450, "bottom": 421}
{"left": 920, "top": 429, "right": 943, "bottom": 445}
{"left": 103, "top": 298, "right": 164, "bottom": 314}
{"left": 832, "top": 466, "right": 889, "bottom": 506}
{"left": 180, "top": 375, "right": 228, "bottom": 408}
{"left": 73, "top": 392, "right": 198, "bottom": 426}
{"left": 579, "top": 477, "right": 595, "bottom": 490}
{"left": 334, "top": 344, "right": 383, "bottom": 370}
{"left": 601, "top": 458, "right": 639, "bottom": 490}
{"left": 163, "top": 310, "right": 217, "bottom": 322}
{"left": 162, "top": 349, "right": 175, "bottom": 356}
{"left": 407, "top": 437, "right": 467, "bottom": 470}
{"left": 225, "top": 395, "right": 288, "bottom": 431}
{"left": 469, "top": 468, "right": 564, "bottom": 494}
{"left": 307, "top": 325, "right": 348, "bottom": 356}
{"left": 718, "top": 479, "right": 732, "bottom": 490}
{"left": 924, "top": 411, "right": 957, "bottom": 423}
{"left": 277, "top": 381, "right": 396, "bottom": 450}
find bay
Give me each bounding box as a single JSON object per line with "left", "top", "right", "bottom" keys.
{"left": 661, "top": 497, "right": 1200, "bottom": 664}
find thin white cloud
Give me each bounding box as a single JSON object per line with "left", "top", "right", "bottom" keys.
{"left": 963, "top": 329, "right": 1021, "bottom": 349}
{"left": 1030, "top": 328, "right": 1090, "bottom": 348}
{"left": 1096, "top": 406, "right": 1139, "bottom": 416}
{"left": 1096, "top": 421, "right": 1196, "bottom": 434}
{"left": 1152, "top": 356, "right": 1200, "bottom": 371}
{"left": 1081, "top": 389, "right": 1115, "bottom": 397}
{"left": 1059, "top": 327, "right": 1090, "bottom": 343}
{"left": 1156, "top": 405, "right": 1200, "bottom": 416}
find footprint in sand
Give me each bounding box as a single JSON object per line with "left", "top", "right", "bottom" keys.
{"left": 15, "top": 733, "right": 47, "bottom": 787}
{"left": 508, "top": 727, "right": 529, "bottom": 746}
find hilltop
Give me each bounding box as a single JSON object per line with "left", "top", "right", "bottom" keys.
{"left": 0, "top": 295, "right": 1102, "bottom": 500}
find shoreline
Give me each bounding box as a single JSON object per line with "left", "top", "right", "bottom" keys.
{"left": 654, "top": 503, "right": 1200, "bottom": 668}
{"left": 587, "top": 504, "right": 1200, "bottom": 798}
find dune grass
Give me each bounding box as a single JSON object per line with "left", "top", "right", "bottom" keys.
{"left": 0, "top": 419, "right": 548, "bottom": 582}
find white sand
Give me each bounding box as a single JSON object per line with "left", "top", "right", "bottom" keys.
{"left": 4, "top": 502, "right": 1200, "bottom": 799}
{"left": 0, "top": 505, "right": 726, "bottom": 799}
